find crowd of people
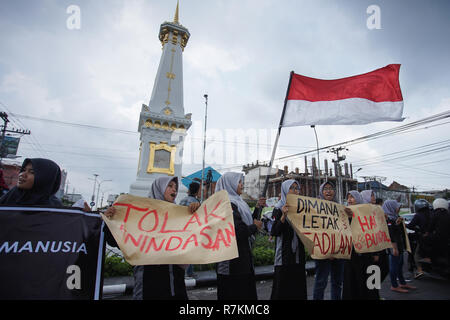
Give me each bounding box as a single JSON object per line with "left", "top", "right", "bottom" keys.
{"left": 1, "top": 157, "right": 450, "bottom": 300}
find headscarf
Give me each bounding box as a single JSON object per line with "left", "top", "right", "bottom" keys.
{"left": 319, "top": 181, "right": 336, "bottom": 202}
{"left": 148, "top": 176, "right": 178, "bottom": 201}
{"left": 275, "top": 179, "right": 297, "bottom": 209}
{"left": 215, "top": 172, "right": 253, "bottom": 226}
{"left": 361, "top": 190, "right": 374, "bottom": 204}
{"left": 382, "top": 200, "right": 401, "bottom": 221}
{"left": 274, "top": 179, "right": 299, "bottom": 253}
{"left": 0, "top": 158, "right": 62, "bottom": 206}
{"left": 347, "top": 190, "right": 363, "bottom": 205}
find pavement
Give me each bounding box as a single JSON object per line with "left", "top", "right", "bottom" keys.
{"left": 102, "top": 261, "right": 316, "bottom": 299}
{"left": 102, "top": 255, "right": 450, "bottom": 300}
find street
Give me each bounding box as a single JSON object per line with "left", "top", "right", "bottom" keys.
{"left": 187, "top": 271, "right": 450, "bottom": 300}
{"left": 106, "top": 253, "right": 450, "bottom": 301}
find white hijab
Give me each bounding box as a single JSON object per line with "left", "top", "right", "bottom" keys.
{"left": 275, "top": 179, "right": 299, "bottom": 253}
{"left": 215, "top": 172, "right": 253, "bottom": 226}
{"left": 275, "top": 179, "right": 297, "bottom": 209}
{"left": 148, "top": 176, "right": 178, "bottom": 201}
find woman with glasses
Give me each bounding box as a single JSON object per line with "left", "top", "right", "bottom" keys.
{"left": 312, "top": 181, "right": 345, "bottom": 300}
{"left": 270, "top": 179, "right": 307, "bottom": 300}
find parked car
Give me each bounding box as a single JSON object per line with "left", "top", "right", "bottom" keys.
{"left": 402, "top": 213, "right": 416, "bottom": 234}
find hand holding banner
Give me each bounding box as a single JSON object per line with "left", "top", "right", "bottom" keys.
{"left": 286, "top": 194, "right": 353, "bottom": 259}
{"left": 101, "top": 190, "right": 238, "bottom": 265}
{"left": 349, "top": 204, "right": 393, "bottom": 253}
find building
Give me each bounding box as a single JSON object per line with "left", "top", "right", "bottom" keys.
{"left": 107, "top": 194, "right": 120, "bottom": 206}
{"left": 243, "top": 157, "right": 358, "bottom": 204}
{"left": 129, "top": 3, "right": 192, "bottom": 201}
{"left": 63, "top": 193, "right": 83, "bottom": 204}
{"left": 242, "top": 161, "right": 283, "bottom": 200}
{"left": 55, "top": 169, "right": 67, "bottom": 200}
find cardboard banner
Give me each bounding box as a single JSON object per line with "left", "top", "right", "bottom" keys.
{"left": 402, "top": 220, "right": 412, "bottom": 253}
{"left": 0, "top": 206, "right": 104, "bottom": 300}
{"left": 350, "top": 204, "right": 393, "bottom": 253}
{"left": 286, "top": 194, "right": 353, "bottom": 259}
{"left": 102, "top": 190, "right": 238, "bottom": 265}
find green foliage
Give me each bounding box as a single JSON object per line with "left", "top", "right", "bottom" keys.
{"left": 103, "top": 255, "right": 133, "bottom": 278}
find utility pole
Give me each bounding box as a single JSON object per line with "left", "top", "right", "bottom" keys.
{"left": 96, "top": 179, "right": 112, "bottom": 210}
{"left": 0, "top": 112, "right": 31, "bottom": 162}
{"left": 328, "top": 146, "right": 348, "bottom": 204}
{"left": 90, "top": 174, "right": 99, "bottom": 206}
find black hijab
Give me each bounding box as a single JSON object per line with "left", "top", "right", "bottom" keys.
{"left": 0, "top": 158, "right": 62, "bottom": 206}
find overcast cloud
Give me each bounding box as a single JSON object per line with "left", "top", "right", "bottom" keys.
{"left": 1, "top": 0, "right": 449, "bottom": 202}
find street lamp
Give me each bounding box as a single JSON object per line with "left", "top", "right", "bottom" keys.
{"left": 200, "top": 94, "right": 208, "bottom": 202}
{"left": 96, "top": 179, "right": 112, "bottom": 210}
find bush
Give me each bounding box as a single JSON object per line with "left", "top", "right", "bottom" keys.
{"left": 103, "top": 255, "right": 133, "bottom": 278}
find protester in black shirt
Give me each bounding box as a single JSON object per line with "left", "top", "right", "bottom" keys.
{"left": 214, "top": 172, "right": 263, "bottom": 300}
{"left": 406, "top": 199, "right": 432, "bottom": 278}
{"left": 0, "top": 158, "right": 62, "bottom": 207}
{"left": 270, "top": 179, "right": 307, "bottom": 300}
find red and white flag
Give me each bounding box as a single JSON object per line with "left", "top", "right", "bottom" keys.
{"left": 282, "top": 64, "right": 404, "bottom": 126}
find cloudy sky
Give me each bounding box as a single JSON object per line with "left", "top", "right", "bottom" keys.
{"left": 1, "top": 0, "right": 449, "bottom": 203}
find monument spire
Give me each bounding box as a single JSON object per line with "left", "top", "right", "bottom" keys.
{"left": 130, "top": 1, "right": 192, "bottom": 198}
{"left": 173, "top": 0, "right": 179, "bottom": 24}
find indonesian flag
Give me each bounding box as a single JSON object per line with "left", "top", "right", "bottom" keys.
{"left": 282, "top": 64, "right": 404, "bottom": 126}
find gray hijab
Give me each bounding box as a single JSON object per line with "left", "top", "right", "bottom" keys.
{"left": 319, "top": 181, "right": 336, "bottom": 202}
{"left": 275, "top": 179, "right": 297, "bottom": 209}
{"left": 149, "top": 176, "right": 178, "bottom": 201}
{"left": 215, "top": 172, "right": 253, "bottom": 226}
{"left": 382, "top": 200, "right": 401, "bottom": 221}
{"left": 347, "top": 190, "right": 363, "bottom": 205}
{"left": 361, "top": 190, "right": 374, "bottom": 204}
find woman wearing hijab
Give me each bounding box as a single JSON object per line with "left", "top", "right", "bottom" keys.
{"left": 270, "top": 179, "right": 307, "bottom": 300}
{"left": 104, "top": 176, "right": 199, "bottom": 300}
{"left": 214, "top": 172, "right": 263, "bottom": 300}
{"left": 342, "top": 190, "right": 380, "bottom": 300}
{"left": 0, "top": 158, "right": 62, "bottom": 206}
{"left": 361, "top": 190, "right": 389, "bottom": 284}
{"left": 383, "top": 200, "right": 416, "bottom": 293}
{"left": 361, "top": 190, "right": 376, "bottom": 205}
{"left": 312, "top": 181, "right": 345, "bottom": 300}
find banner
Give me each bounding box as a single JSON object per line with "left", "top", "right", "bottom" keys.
{"left": 402, "top": 220, "right": 412, "bottom": 253}
{"left": 350, "top": 204, "right": 393, "bottom": 253}
{"left": 286, "top": 194, "right": 353, "bottom": 259}
{"left": 102, "top": 190, "right": 238, "bottom": 265}
{"left": 0, "top": 206, "right": 104, "bottom": 300}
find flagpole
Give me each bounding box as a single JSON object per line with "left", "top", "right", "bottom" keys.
{"left": 260, "top": 71, "right": 294, "bottom": 199}
{"left": 200, "top": 94, "right": 208, "bottom": 202}
{"left": 311, "top": 125, "right": 321, "bottom": 196}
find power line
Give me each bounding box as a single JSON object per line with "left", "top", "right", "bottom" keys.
{"left": 275, "top": 110, "right": 450, "bottom": 162}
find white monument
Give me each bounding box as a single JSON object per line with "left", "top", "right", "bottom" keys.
{"left": 130, "top": 2, "right": 192, "bottom": 199}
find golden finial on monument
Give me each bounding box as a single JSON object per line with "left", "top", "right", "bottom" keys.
{"left": 173, "top": 0, "right": 179, "bottom": 24}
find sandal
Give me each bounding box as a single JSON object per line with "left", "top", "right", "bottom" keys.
{"left": 391, "top": 286, "right": 409, "bottom": 293}
{"left": 414, "top": 272, "right": 425, "bottom": 279}
{"left": 400, "top": 284, "right": 417, "bottom": 290}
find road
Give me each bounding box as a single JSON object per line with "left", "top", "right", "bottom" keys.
{"left": 106, "top": 256, "right": 450, "bottom": 300}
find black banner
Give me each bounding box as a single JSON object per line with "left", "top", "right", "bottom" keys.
{"left": 0, "top": 206, "right": 104, "bottom": 300}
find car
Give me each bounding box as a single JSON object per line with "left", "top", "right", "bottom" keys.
{"left": 402, "top": 213, "right": 415, "bottom": 234}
